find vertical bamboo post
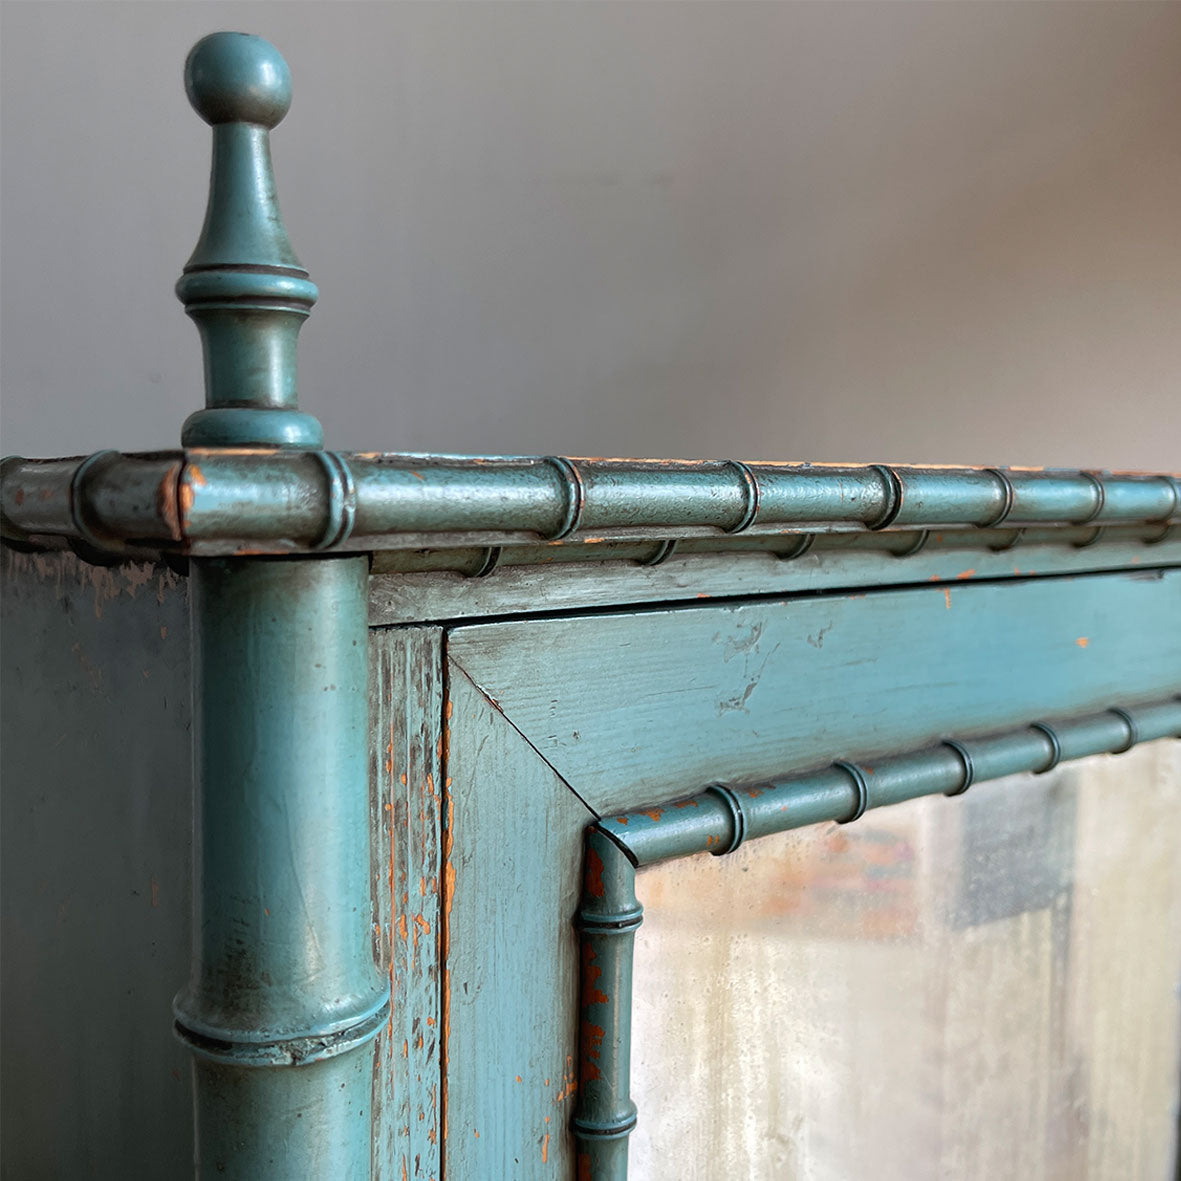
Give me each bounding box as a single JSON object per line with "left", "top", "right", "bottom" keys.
{"left": 572, "top": 828, "right": 643, "bottom": 1181}
{"left": 170, "top": 33, "right": 386, "bottom": 1179}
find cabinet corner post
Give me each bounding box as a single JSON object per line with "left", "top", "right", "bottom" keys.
{"left": 170, "top": 32, "right": 386, "bottom": 1179}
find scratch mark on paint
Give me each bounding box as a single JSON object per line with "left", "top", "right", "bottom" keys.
{"left": 806, "top": 624, "right": 831, "bottom": 649}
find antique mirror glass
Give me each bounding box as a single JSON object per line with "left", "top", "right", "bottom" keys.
{"left": 630, "top": 742, "right": 1181, "bottom": 1179}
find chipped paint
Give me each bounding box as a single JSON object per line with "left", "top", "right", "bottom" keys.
{"left": 441, "top": 785, "right": 455, "bottom": 1147}
{"left": 579, "top": 1021, "right": 605, "bottom": 1082}
{"left": 155, "top": 460, "right": 185, "bottom": 541}
{"left": 0, "top": 552, "right": 184, "bottom": 621}
{"left": 585, "top": 847, "right": 606, "bottom": 899}
{"left": 178, "top": 480, "right": 195, "bottom": 529}
{"left": 553, "top": 1057, "right": 578, "bottom": 1104}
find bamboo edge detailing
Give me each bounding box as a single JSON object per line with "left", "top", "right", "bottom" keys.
{"left": 3, "top": 450, "right": 1180, "bottom": 563}
{"left": 159, "top": 34, "right": 386, "bottom": 1179}
{"left": 571, "top": 699, "right": 1181, "bottom": 1181}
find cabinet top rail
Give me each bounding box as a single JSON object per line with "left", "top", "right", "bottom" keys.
{"left": 2, "top": 450, "right": 1178, "bottom": 563}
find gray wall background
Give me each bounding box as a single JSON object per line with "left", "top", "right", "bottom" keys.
{"left": 2, "top": 1, "right": 1179, "bottom": 470}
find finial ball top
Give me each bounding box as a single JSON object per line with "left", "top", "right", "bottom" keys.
{"left": 185, "top": 32, "right": 292, "bottom": 128}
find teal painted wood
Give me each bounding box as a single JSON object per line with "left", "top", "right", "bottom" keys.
{"left": 177, "top": 556, "right": 386, "bottom": 1179}
{"left": 447, "top": 569, "right": 1181, "bottom": 815}
{"left": 193, "top": 1052, "right": 375, "bottom": 1178}
{"left": 572, "top": 830, "right": 642, "bottom": 1181}
{"left": 3, "top": 449, "right": 1177, "bottom": 557}
{"left": 444, "top": 571, "right": 1181, "bottom": 1178}
{"left": 600, "top": 701, "right": 1181, "bottom": 865}
{"left": 163, "top": 32, "right": 394, "bottom": 1179}
{"left": 371, "top": 626, "right": 445, "bottom": 1180}
{"left": 443, "top": 660, "right": 594, "bottom": 1179}
{"left": 575, "top": 700, "right": 1181, "bottom": 1180}
{"left": 0, "top": 549, "right": 193, "bottom": 1177}
{"left": 368, "top": 528, "right": 1181, "bottom": 624}
{"left": 177, "top": 33, "right": 321, "bottom": 450}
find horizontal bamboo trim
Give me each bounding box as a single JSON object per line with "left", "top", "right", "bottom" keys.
{"left": 598, "top": 697, "right": 1181, "bottom": 866}
{"left": 2, "top": 450, "right": 1178, "bottom": 563}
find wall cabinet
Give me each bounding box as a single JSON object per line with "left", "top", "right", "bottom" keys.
{"left": 2, "top": 32, "right": 1178, "bottom": 1181}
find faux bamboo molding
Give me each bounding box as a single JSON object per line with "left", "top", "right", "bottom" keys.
{"left": 2, "top": 449, "right": 1179, "bottom": 563}
{"left": 573, "top": 699, "right": 1181, "bottom": 1180}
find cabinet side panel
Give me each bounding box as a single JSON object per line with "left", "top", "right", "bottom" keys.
{"left": 442, "top": 661, "right": 593, "bottom": 1180}
{"left": 371, "top": 625, "right": 445, "bottom": 1181}
{"left": 0, "top": 549, "right": 193, "bottom": 1178}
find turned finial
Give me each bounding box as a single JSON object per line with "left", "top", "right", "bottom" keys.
{"left": 185, "top": 31, "right": 292, "bottom": 129}
{"left": 177, "top": 33, "right": 322, "bottom": 449}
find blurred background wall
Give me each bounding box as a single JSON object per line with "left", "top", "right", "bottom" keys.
{"left": 2, "top": 0, "right": 1179, "bottom": 469}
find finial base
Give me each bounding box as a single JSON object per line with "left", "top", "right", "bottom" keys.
{"left": 182, "top": 408, "right": 324, "bottom": 450}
